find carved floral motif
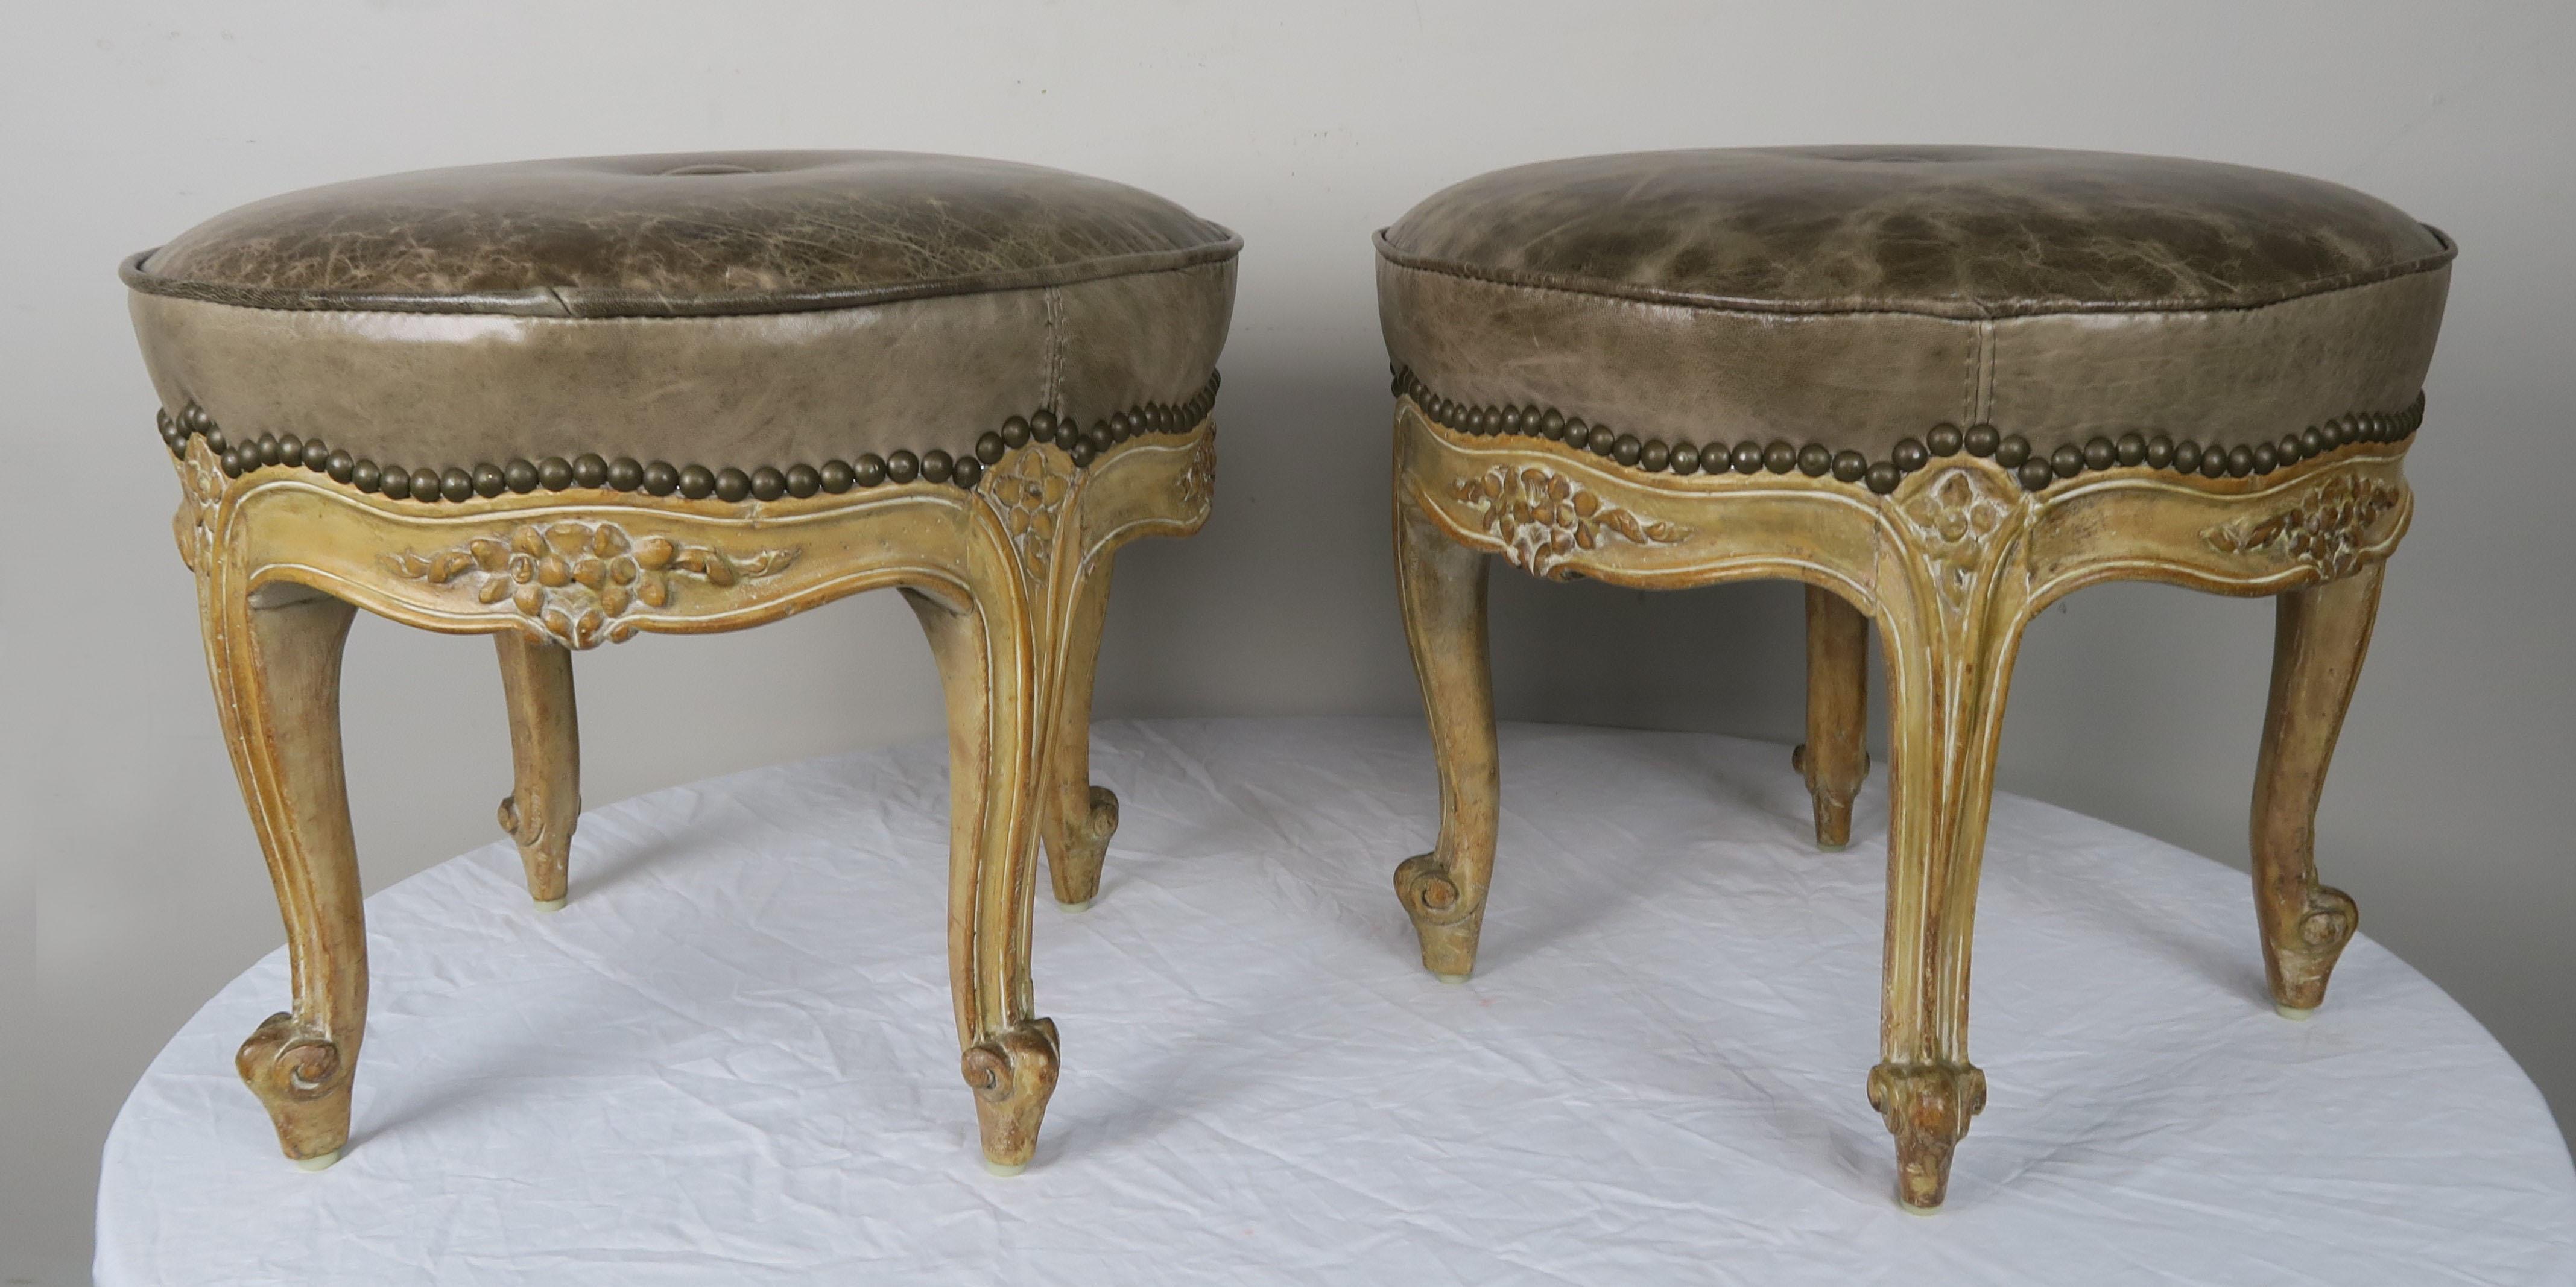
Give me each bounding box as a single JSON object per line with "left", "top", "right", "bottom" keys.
{"left": 1176, "top": 434, "right": 1216, "bottom": 513}
{"left": 984, "top": 444, "right": 1079, "bottom": 586}
{"left": 385, "top": 521, "right": 797, "bottom": 648}
{"left": 171, "top": 437, "right": 225, "bottom": 574}
{"left": 2203, "top": 475, "right": 2403, "bottom": 581}
{"left": 1450, "top": 466, "right": 1686, "bottom": 577}
{"left": 1897, "top": 466, "right": 2020, "bottom": 621}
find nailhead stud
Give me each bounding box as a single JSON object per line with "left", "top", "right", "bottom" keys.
{"left": 749, "top": 467, "right": 786, "bottom": 501}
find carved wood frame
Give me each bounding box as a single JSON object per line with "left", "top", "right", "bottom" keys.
{"left": 1387, "top": 397, "right": 2407, "bottom": 1208}
{"left": 171, "top": 420, "right": 1217, "bottom": 1174}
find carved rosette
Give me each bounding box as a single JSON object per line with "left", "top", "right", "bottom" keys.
{"left": 984, "top": 444, "right": 1079, "bottom": 588}
{"left": 2203, "top": 474, "right": 2403, "bottom": 581}
{"left": 1451, "top": 465, "right": 1687, "bottom": 578}
{"left": 1896, "top": 466, "right": 2022, "bottom": 627}
{"left": 386, "top": 520, "right": 797, "bottom": 648}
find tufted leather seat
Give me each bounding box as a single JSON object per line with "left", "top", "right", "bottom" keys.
{"left": 128, "top": 151, "right": 1238, "bottom": 497}
{"left": 1378, "top": 146, "right": 2451, "bottom": 489}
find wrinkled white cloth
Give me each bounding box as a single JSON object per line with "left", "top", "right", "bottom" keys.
{"left": 98, "top": 719, "right": 2576, "bottom": 1285}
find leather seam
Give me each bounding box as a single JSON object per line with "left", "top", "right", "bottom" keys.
{"left": 124, "top": 258, "right": 1233, "bottom": 326}
{"left": 1042, "top": 287, "right": 1066, "bottom": 416}
{"left": 1374, "top": 230, "right": 2455, "bottom": 321}
{"left": 121, "top": 240, "right": 1244, "bottom": 319}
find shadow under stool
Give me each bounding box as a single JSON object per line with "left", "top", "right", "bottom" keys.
{"left": 126, "top": 150, "right": 1239, "bottom": 1175}
{"left": 1372, "top": 145, "right": 2452, "bottom": 1209}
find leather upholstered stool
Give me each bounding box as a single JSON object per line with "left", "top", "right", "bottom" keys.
{"left": 127, "top": 151, "right": 1237, "bottom": 1174}
{"left": 1374, "top": 147, "right": 2451, "bottom": 1209}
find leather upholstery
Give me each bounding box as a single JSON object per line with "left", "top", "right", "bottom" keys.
{"left": 127, "top": 151, "right": 1238, "bottom": 472}
{"left": 1378, "top": 147, "right": 2451, "bottom": 465}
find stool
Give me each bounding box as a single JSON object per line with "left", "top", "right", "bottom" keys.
{"left": 1374, "top": 147, "right": 2451, "bottom": 1209}
{"left": 126, "top": 151, "right": 1238, "bottom": 1174}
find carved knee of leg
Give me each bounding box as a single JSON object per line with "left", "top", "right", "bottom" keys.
{"left": 236, "top": 1011, "right": 352, "bottom": 1163}
{"left": 1395, "top": 853, "right": 1486, "bottom": 981}
{"left": 1867, "top": 1061, "right": 1987, "bottom": 1210}
{"left": 963, "top": 1018, "right": 1062, "bottom": 1171}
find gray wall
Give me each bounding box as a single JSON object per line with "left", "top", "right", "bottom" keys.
{"left": 5, "top": 2, "right": 2569, "bottom": 1280}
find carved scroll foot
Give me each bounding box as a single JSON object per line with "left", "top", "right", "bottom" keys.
{"left": 2265, "top": 884, "right": 2359, "bottom": 1016}
{"left": 236, "top": 1011, "right": 353, "bottom": 1166}
{"left": 1047, "top": 785, "right": 1118, "bottom": 911}
{"left": 1395, "top": 853, "right": 1486, "bottom": 982}
{"left": 1868, "top": 1061, "right": 1987, "bottom": 1210}
{"left": 964, "top": 1019, "right": 1062, "bottom": 1173}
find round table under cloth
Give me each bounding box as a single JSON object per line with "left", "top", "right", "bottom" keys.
{"left": 99, "top": 719, "right": 2575, "bottom": 1285}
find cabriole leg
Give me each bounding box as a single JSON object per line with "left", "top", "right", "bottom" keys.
{"left": 1390, "top": 489, "right": 1499, "bottom": 983}
{"left": 207, "top": 584, "right": 367, "bottom": 1169}
{"left": 1871, "top": 589, "right": 2028, "bottom": 1210}
{"left": 2251, "top": 561, "right": 2383, "bottom": 1017}
{"left": 1040, "top": 561, "right": 1118, "bottom": 911}
{"left": 493, "top": 632, "right": 580, "bottom": 909}
{"left": 1795, "top": 585, "right": 1870, "bottom": 849}
{"left": 904, "top": 581, "right": 1057, "bottom": 1174}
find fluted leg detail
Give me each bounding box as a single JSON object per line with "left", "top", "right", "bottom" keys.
{"left": 2251, "top": 562, "right": 2383, "bottom": 1015}
{"left": 1391, "top": 489, "right": 1498, "bottom": 982}
{"left": 905, "top": 573, "right": 1054, "bottom": 1172}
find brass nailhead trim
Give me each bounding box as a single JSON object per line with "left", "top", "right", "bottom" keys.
{"left": 155, "top": 372, "right": 1222, "bottom": 502}
{"left": 1392, "top": 368, "right": 2423, "bottom": 494}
